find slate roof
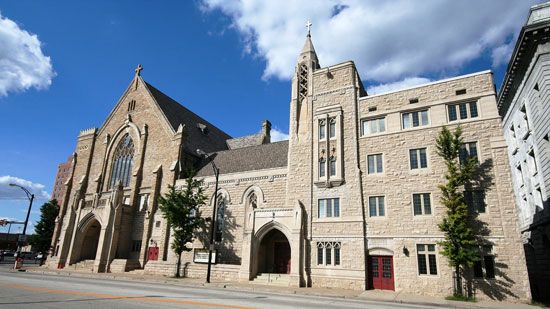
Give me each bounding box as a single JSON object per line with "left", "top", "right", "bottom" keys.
{"left": 226, "top": 133, "right": 266, "bottom": 150}
{"left": 145, "top": 82, "right": 232, "bottom": 154}
{"left": 196, "top": 140, "right": 289, "bottom": 177}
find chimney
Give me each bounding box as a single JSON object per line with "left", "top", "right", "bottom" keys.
{"left": 262, "top": 120, "right": 271, "bottom": 144}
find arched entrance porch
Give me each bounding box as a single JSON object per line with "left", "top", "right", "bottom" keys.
{"left": 78, "top": 218, "right": 101, "bottom": 261}
{"left": 256, "top": 229, "right": 291, "bottom": 275}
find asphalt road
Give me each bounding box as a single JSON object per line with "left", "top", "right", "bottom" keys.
{"left": 0, "top": 270, "right": 449, "bottom": 309}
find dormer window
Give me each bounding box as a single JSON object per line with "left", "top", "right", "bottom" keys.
{"left": 197, "top": 123, "right": 209, "bottom": 135}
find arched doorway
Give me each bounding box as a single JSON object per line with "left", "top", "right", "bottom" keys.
{"left": 79, "top": 219, "right": 101, "bottom": 261}
{"left": 257, "top": 229, "right": 291, "bottom": 274}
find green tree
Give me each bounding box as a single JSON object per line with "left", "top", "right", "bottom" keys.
{"left": 29, "top": 199, "right": 60, "bottom": 256}
{"left": 435, "top": 126, "right": 479, "bottom": 296}
{"left": 158, "top": 172, "right": 206, "bottom": 278}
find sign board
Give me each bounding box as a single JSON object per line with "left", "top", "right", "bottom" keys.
{"left": 193, "top": 249, "right": 216, "bottom": 264}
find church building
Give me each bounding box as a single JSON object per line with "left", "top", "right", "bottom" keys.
{"left": 48, "top": 30, "right": 531, "bottom": 301}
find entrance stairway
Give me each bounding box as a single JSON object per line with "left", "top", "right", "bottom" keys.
{"left": 70, "top": 259, "right": 95, "bottom": 272}
{"left": 252, "top": 273, "right": 291, "bottom": 286}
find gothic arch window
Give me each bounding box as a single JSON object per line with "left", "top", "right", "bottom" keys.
{"left": 215, "top": 194, "right": 226, "bottom": 242}
{"left": 109, "top": 134, "right": 135, "bottom": 189}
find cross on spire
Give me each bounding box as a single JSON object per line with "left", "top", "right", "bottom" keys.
{"left": 306, "top": 20, "right": 312, "bottom": 36}
{"left": 135, "top": 64, "right": 143, "bottom": 76}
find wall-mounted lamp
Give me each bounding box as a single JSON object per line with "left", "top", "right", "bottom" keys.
{"left": 403, "top": 246, "right": 409, "bottom": 257}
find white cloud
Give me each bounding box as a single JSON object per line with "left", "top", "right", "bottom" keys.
{"left": 367, "top": 77, "right": 432, "bottom": 95}
{"left": 0, "top": 12, "right": 55, "bottom": 97}
{"left": 0, "top": 176, "right": 51, "bottom": 200}
{"left": 201, "top": 0, "right": 538, "bottom": 83}
{"left": 271, "top": 127, "right": 289, "bottom": 142}
{"left": 491, "top": 42, "right": 514, "bottom": 68}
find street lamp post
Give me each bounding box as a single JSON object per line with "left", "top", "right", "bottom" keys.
{"left": 196, "top": 149, "right": 219, "bottom": 284}
{"left": 9, "top": 183, "right": 34, "bottom": 268}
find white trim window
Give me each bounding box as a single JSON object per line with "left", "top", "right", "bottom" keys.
{"left": 361, "top": 117, "right": 386, "bottom": 135}
{"left": 409, "top": 148, "right": 428, "bottom": 169}
{"left": 318, "top": 198, "right": 340, "bottom": 218}
{"left": 319, "top": 119, "right": 326, "bottom": 140}
{"left": 329, "top": 117, "right": 336, "bottom": 139}
{"left": 448, "top": 101, "right": 478, "bottom": 122}
{"left": 413, "top": 193, "right": 432, "bottom": 215}
{"left": 402, "top": 110, "right": 429, "bottom": 129}
{"left": 329, "top": 157, "right": 337, "bottom": 177}
{"left": 367, "top": 154, "right": 383, "bottom": 174}
{"left": 369, "top": 196, "right": 385, "bottom": 217}
{"left": 317, "top": 242, "right": 341, "bottom": 266}
{"left": 319, "top": 158, "right": 326, "bottom": 178}
{"left": 417, "top": 244, "right": 438, "bottom": 275}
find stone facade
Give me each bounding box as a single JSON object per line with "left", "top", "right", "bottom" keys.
{"left": 51, "top": 155, "right": 74, "bottom": 206}
{"left": 498, "top": 2, "right": 550, "bottom": 302}
{"left": 49, "top": 33, "right": 530, "bottom": 302}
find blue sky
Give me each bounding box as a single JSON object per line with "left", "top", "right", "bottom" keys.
{"left": 0, "top": 0, "right": 542, "bottom": 233}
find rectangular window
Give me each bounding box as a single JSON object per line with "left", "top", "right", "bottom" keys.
{"left": 459, "top": 142, "right": 478, "bottom": 164}
{"left": 334, "top": 247, "right": 341, "bottom": 265}
{"left": 367, "top": 154, "right": 383, "bottom": 174}
{"left": 317, "top": 247, "right": 324, "bottom": 265}
{"left": 319, "top": 160, "right": 326, "bottom": 178}
{"left": 402, "top": 110, "right": 429, "bottom": 129}
{"left": 361, "top": 117, "right": 386, "bottom": 135}
{"left": 329, "top": 159, "right": 337, "bottom": 176}
{"left": 417, "top": 244, "right": 437, "bottom": 275}
{"left": 319, "top": 121, "right": 326, "bottom": 140}
{"left": 484, "top": 256, "right": 495, "bottom": 279}
{"left": 474, "top": 247, "right": 496, "bottom": 279}
{"left": 369, "top": 196, "right": 385, "bottom": 217}
{"left": 409, "top": 148, "right": 427, "bottom": 169}
{"left": 329, "top": 118, "right": 336, "bottom": 138}
{"left": 464, "top": 190, "right": 486, "bottom": 213}
{"left": 448, "top": 101, "right": 478, "bottom": 122}
{"left": 473, "top": 260, "right": 484, "bottom": 278}
{"left": 413, "top": 193, "right": 431, "bottom": 215}
{"left": 318, "top": 198, "right": 340, "bottom": 218}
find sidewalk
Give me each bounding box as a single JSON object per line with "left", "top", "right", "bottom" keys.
{"left": 23, "top": 267, "right": 538, "bottom": 309}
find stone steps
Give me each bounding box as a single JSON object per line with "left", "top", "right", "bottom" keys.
{"left": 252, "top": 273, "right": 291, "bottom": 286}
{"left": 69, "top": 259, "right": 95, "bottom": 272}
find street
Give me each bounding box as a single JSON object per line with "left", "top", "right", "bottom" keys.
{"left": 0, "top": 269, "right": 448, "bottom": 309}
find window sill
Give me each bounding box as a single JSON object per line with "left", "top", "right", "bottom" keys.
{"left": 314, "top": 179, "right": 344, "bottom": 188}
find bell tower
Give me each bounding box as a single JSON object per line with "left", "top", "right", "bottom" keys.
{"left": 290, "top": 21, "right": 320, "bottom": 138}
{"left": 286, "top": 21, "right": 320, "bottom": 287}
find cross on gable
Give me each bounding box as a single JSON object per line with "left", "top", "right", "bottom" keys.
{"left": 135, "top": 64, "right": 143, "bottom": 76}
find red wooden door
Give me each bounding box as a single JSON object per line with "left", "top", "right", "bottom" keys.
{"left": 369, "top": 256, "right": 394, "bottom": 290}
{"left": 148, "top": 247, "right": 159, "bottom": 261}
{"left": 274, "top": 242, "right": 291, "bottom": 274}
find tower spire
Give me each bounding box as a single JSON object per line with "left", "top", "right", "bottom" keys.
{"left": 299, "top": 21, "right": 320, "bottom": 69}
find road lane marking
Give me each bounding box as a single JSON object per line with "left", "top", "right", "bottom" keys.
{"left": 1, "top": 283, "right": 257, "bottom": 309}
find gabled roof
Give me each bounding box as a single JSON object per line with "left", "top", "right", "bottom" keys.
{"left": 196, "top": 140, "right": 288, "bottom": 177}
{"left": 144, "top": 82, "right": 232, "bottom": 154}
{"left": 226, "top": 133, "right": 266, "bottom": 150}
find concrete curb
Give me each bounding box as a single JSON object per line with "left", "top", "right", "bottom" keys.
{"left": 21, "top": 268, "right": 536, "bottom": 309}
